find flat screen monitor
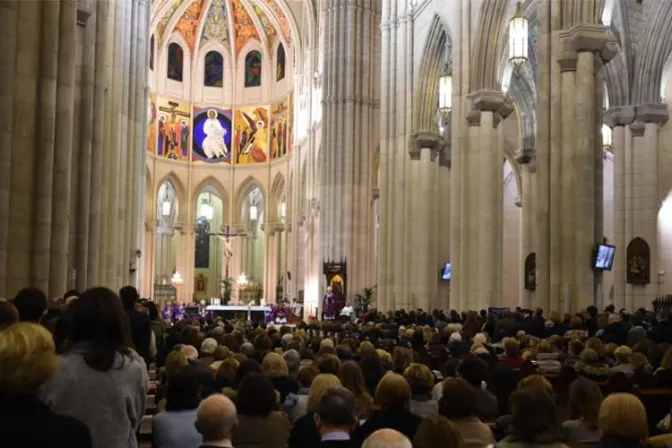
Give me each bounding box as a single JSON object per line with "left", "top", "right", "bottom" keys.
{"left": 593, "top": 244, "right": 615, "bottom": 271}
{"left": 442, "top": 262, "right": 452, "bottom": 281}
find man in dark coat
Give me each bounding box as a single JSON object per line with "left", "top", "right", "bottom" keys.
{"left": 119, "top": 286, "right": 151, "bottom": 365}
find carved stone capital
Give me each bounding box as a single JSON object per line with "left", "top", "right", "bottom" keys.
{"left": 466, "top": 109, "right": 481, "bottom": 127}
{"left": 556, "top": 51, "right": 578, "bottom": 72}
{"left": 560, "top": 23, "right": 618, "bottom": 61}
{"left": 77, "top": 0, "right": 91, "bottom": 26}
{"left": 604, "top": 106, "right": 636, "bottom": 128}
{"left": 514, "top": 196, "right": 522, "bottom": 208}
{"left": 468, "top": 90, "right": 505, "bottom": 112}
{"left": 409, "top": 131, "right": 445, "bottom": 161}
{"left": 499, "top": 98, "right": 515, "bottom": 121}
{"left": 629, "top": 121, "right": 645, "bottom": 138}
{"left": 635, "top": 103, "right": 669, "bottom": 126}
{"left": 515, "top": 147, "right": 536, "bottom": 166}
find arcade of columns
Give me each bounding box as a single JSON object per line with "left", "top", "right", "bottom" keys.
{"left": 0, "top": 0, "right": 148, "bottom": 299}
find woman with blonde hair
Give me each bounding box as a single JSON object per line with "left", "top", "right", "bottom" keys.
{"left": 392, "top": 346, "right": 414, "bottom": 374}
{"left": 356, "top": 372, "right": 423, "bottom": 442}
{"left": 609, "top": 346, "right": 634, "bottom": 377}
{"left": 574, "top": 348, "right": 610, "bottom": 379}
{"left": 262, "top": 351, "right": 299, "bottom": 403}
{"left": 1, "top": 323, "right": 91, "bottom": 448}
{"left": 561, "top": 378, "right": 603, "bottom": 443}
{"left": 404, "top": 363, "right": 438, "bottom": 418}
{"left": 338, "top": 361, "right": 373, "bottom": 419}
{"left": 289, "top": 374, "right": 342, "bottom": 448}
{"left": 598, "top": 393, "right": 648, "bottom": 448}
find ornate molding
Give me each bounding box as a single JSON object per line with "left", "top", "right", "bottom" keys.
{"left": 559, "top": 23, "right": 618, "bottom": 63}
{"left": 372, "top": 187, "right": 380, "bottom": 199}
{"left": 604, "top": 106, "right": 636, "bottom": 128}
{"left": 466, "top": 109, "right": 481, "bottom": 127}
{"left": 635, "top": 103, "right": 669, "bottom": 126}
{"left": 630, "top": 121, "right": 646, "bottom": 137}
{"left": 77, "top": 0, "right": 91, "bottom": 26}
{"left": 468, "top": 90, "right": 505, "bottom": 112}
{"left": 408, "top": 131, "right": 445, "bottom": 161}
{"left": 556, "top": 51, "right": 578, "bottom": 72}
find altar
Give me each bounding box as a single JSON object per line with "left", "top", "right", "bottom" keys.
{"left": 206, "top": 305, "right": 272, "bottom": 323}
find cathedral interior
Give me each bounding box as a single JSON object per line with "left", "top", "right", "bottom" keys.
{"left": 3, "top": 0, "right": 672, "bottom": 316}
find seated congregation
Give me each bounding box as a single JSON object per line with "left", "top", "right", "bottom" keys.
{"left": 2, "top": 288, "right": 672, "bottom": 448}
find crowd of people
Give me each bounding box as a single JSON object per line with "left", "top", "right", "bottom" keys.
{"left": 2, "top": 287, "right": 672, "bottom": 448}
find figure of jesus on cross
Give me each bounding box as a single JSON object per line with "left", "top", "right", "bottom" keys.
{"left": 209, "top": 224, "right": 248, "bottom": 291}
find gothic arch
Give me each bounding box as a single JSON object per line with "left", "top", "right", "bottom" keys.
{"left": 233, "top": 175, "right": 267, "bottom": 224}
{"left": 633, "top": 0, "right": 672, "bottom": 104}
{"left": 270, "top": 172, "right": 287, "bottom": 222}
{"left": 503, "top": 140, "right": 523, "bottom": 202}
{"left": 471, "top": 0, "right": 508, "bottom": 91}
{"left": 414, "top": 14, "right": 451, "bottom": 131}
{"left": 191, "top": 176, "right": 230, "bottom": 220}
{"left": 155, "top": 172, "right": 187, "bottom": 223}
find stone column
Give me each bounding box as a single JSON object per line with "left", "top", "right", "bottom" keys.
{"left": 467, "top": 91, "right": 506, "bottom": 309}
{"left": 49, "top": 0, "right": 78, "bottom": 296}
{"left": 464, "top": 109, "right": 480, "bottom": 310}
{"left": 517, "top": 149, "right": 536, "bottom": 308}
{"left": 604, "top": 106, "right": 635, "bottom": 311}
{"left": 0, "top": 0, "right": 18, "bottom": 294}
{"left": 630, "top": 105, "right": 669, "bottom": 309}
{"left": 408, "top": 132, "right": 444, "bottom": 311}
{"left": 558, "top": 24, "right": 616, "bottom": 310}
{"left": 319, "top": 0, "right": 380, "bottom": 305}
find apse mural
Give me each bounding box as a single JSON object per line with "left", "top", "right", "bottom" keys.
{"left": 201, "top": 0, "right": 231, "bottom": 46}
{"left": 167, "top": 43, "right": 184, "bottom": 82}
{"left": 288, "top": 92, "right": 294, "bottom": 153}
{"left": 270, "top": 97, "right": 289, "bottom": 159}
{"left": 234, "top": 106, "right": 269, "bottom": 164}
{"left": 174, "top": 0, "right": 207, "bottom": 52}
{"left": 204, "top": 51, "right": 224, "bottom": 87}
{"left": 260, "top": 0, "right": 291, "bottom": 45}
{"left": 192, "top": 106, "right": 232, "bottom": 163}
{"left": 147, "top": 92, "right": 157, "bottom": 154}
{"left": 232, "top": 0, "right": 260, "bottom": 56}
{"left": 252, "top": 4, "right": 278, "bottom": 53}
{"left": 149, "top": 35, "right": 155, "bottom": 70}
{"left": 157, "top": 97, "right": 190, "bottom": 160}
{"left": 276, "top": 43, "right": 286, "bottom": 81}
{"left": 245, "top": 50, "right": 262, "bottom": 87}
{"left": 156, "top": 0, "right": 183, "bottom": 48}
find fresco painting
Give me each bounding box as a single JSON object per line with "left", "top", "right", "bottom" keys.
{"left": 234, "top": 106, "right": 269, "bottom": 164}
{"left": 261, "top": 0, "right": 291, "bottom": 45}
{"left": 201, "top": 0, "right": 231, "bottom": 46}
{"left": 174, "top": 0, "right": 207, "bottom": 52}
{"left": 192, "top": 106, "right": 232, "bottom": 163}
{"left": 147, "top": 92, "right": 157, "bottom": 154}
{"left": 232, "top": 0, "right": 260, "bottom": 56}
{"left": 157, "top": 97, "right": 191, "bottom": 161}
{"left": 270, "top": 97, "right": 289, "bottom": 160}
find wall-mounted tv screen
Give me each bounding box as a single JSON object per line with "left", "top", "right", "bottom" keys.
{"left": 442, "top": 262, "right": 451, "bottom": 281}
{"left": 593, "top": 244, "right": 615, "bottom": 271}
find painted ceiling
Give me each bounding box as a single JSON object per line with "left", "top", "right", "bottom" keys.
{"left": 152, "top": 0, "right": 292, "bottom": 56}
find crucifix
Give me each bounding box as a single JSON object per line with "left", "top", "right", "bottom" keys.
{"left": 209, "top": 224, "right": 248, "bottom": 287}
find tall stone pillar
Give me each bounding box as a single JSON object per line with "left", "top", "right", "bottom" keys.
{"left": 517, "top": 149, "right": 536, "bottom": 308}
{"left": 319, "top": 0, "right": 380, "bottom": 304}
{"left": 408, "top": 132, "right": 444, "bottom": 311}
{"left": 0, "top": 0, "right": 18, "bottom": 294}
{"left": 554, "top": 23, "right": 616, "bottom": 310}
{"left": 604, "top": 106, "right": 635, "bottom": 311}
{"left": 629, "top": 105, "right": 669, "bottom": 309}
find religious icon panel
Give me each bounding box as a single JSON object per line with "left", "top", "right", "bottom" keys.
{"left": 192, "top": 106, "right": 232, "bottom": 163}
{"left": 147, "top": 92, "right": 157, "bottom": 154}
{"left": 270, "top": 96, "right": 289, "bottom": 160}
{"left": 157, "top": 96, "right": 190, "bottom": 161}
{"left": 234, "top": 106, "right": 269, "bottom": 164}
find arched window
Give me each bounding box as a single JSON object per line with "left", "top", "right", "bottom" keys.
{"left": 204, "top": 51, "right": 224, "bottom": 87}
{"left": 194, "top": 217, "right": 211, "bottom": 268}
{"left": 276, "top": 44, "right": 286, "bottom": 81}
{"left": 149, "top": 35, "right": 155, "bottom": 71}
{"left": 245, "top": 50, "right": 262, "bottom": 87}
{"left": 167, "top": 43, "right": 184, "bottom": 82}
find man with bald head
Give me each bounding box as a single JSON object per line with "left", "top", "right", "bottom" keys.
{"left": 195, "top": 394, "right": 237, "bottom": 448}
{"left": 362, "top": 429, "right": 413, "bottom": 448}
